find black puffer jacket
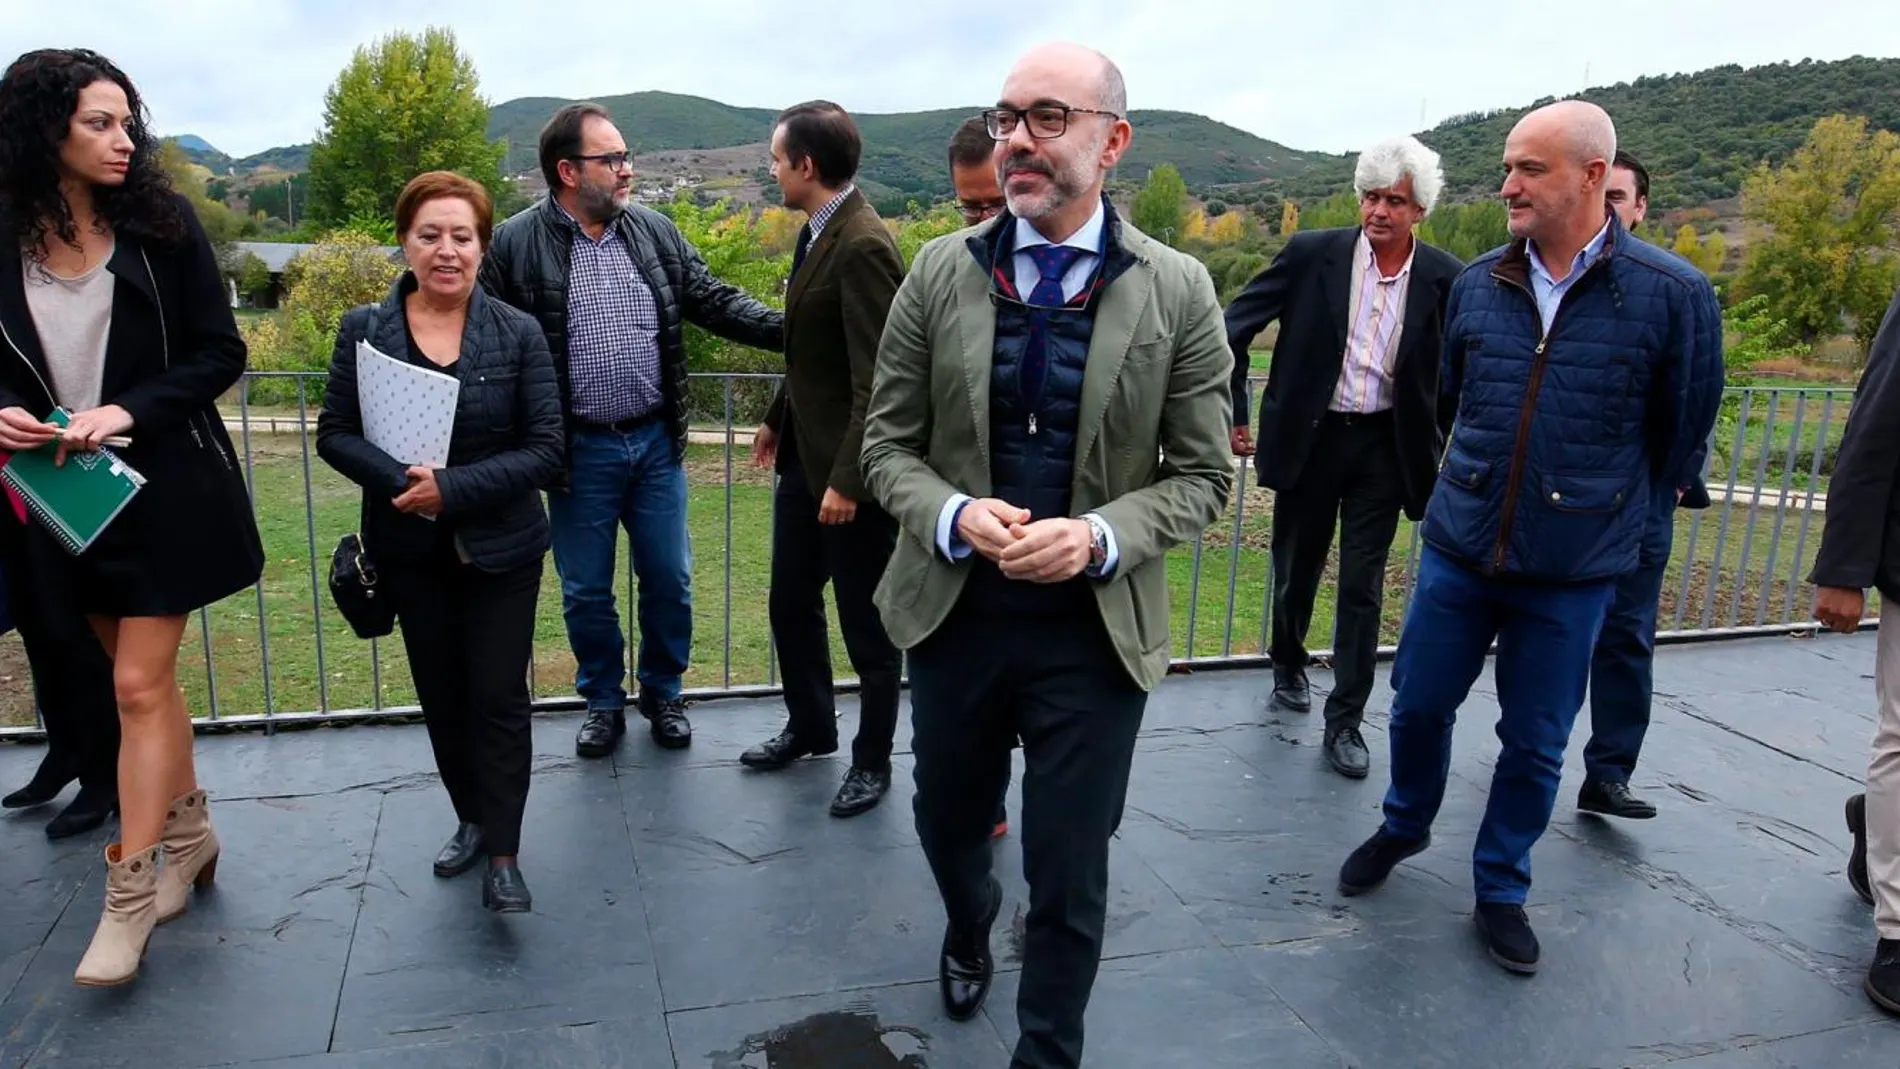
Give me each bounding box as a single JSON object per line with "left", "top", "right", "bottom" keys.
{"left": 477, "top": 196, "right": 783, "bottom": 462}
{"left": 317, "top": 275, "right": 564, "bottom": 571}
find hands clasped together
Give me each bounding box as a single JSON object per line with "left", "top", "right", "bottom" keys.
{"left": 956, "top": 497, "right": 1093, "bottom": 584}
{"left": 0, "top": 403, "right": 132, "bottom": 465}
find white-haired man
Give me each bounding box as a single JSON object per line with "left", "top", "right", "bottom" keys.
{"left": 1225, "top": 135, "right": 1465, "bottom": 778}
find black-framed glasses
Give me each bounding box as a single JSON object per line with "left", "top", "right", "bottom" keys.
{"left": 983, "top": 106, "right": 1121, "bottom": 141}
{"left": 570, "top": 151, "right": 632, "bottom": 171}
{"left": 958, "top": 199, "right": 1007, "bottom": 224}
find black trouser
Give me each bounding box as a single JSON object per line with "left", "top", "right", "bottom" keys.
{"left": 768, "top": 429, "right": 902, "bottom": 770}
{"left": 1269, "top": 411, "right": 1407, "bottom": 730}
{"left": 0, "top": 515, "right": 118, "bottom": 789}
{"left": 910, "top": 596, "right": 1147, "bottom": 1069}
{"left": 387, "top": 538, "right": 542, "bottom": 857}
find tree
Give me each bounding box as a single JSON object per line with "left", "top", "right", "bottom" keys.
{"left": 1206, "top": 199, "right": 1228, "bottom": 218}
{"left": 1279, "top": 199, "right": 1299, "bottom": 236}
{"left": 158, "top": 139, "right": 244, "bottom": 260}
{"left": 1700, "top": 230, "right": 1728, "bottom": 276}
{"left": 1181, "top": 207, "right": 1208, "bottom": 242}
{"left": 1734, "top": 114, "right": 1900, "bottom": 356}
{"left": 279, "top": 230, "right": 404, "bottom": 341}
{"left": 1207, "top": 210, "right": 1248, "bottom": 244}
{"left": 236, "top": 252, "right": 272, "bottom": 305}
{"left": 1130, "top": 164, "right": 1188, "bottom": 246}
{"left": 1672, "top": 224, "right": 1704, "bottom": 265}
{"left": 306, "top": 27, "right": 506, "bottom": 228}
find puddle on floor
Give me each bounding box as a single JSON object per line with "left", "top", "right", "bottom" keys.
{"left": 708, "top": 1006, "right": 931, "bottom": 1067}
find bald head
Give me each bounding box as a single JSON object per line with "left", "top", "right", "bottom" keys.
{"left": 1003, "top": 42, "right": 1126, "bottom": 116}
{"left": 1514, "top": 100, "right": 1616, "bottom": 167}
{"left": 1500, "top": 99, "right": 1618, "bottom": 247}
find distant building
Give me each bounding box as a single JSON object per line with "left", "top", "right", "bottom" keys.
{"left": 225, "top": 240, "right": 402, "bottom": 309}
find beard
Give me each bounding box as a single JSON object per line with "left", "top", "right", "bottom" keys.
{"left": 579, "top": 175, "right": 629, "bottom": 221}
{"left": 1000, "top": 131, "right": 1104, "bottom": 222}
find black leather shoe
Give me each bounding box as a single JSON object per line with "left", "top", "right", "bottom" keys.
{"left": 1324, "top": 725, "right": 1371, "bottom": 779}
{"left": 433, "top": 822, "right": 486, "bottom": 878}
{"left": 740, "top": 728, "right": 838, "bottom": 770}
{"left": 575, "top": 707, "right": 625, "bottom": 759}
{"left": 941, "top": 877, "right": 1001, "bottom": 1021}
{"left": 1867, "top": 939, "right": 1900, "bottom": 1014}
{"left": 1339, "top": 829, "right": 1430, "bottom": 896}
{"left": 1578, "top": 779, "right": 1658, "bottom": 820}
{"left": 1849, "top": 793, "right": 1876, "bottom": 907}
{"left": 1474, "top": 902, "right": 1540, "bottom": 975}
{"left": 482, "top": 861, "right": 532, "bottom": 913}
{"left": 643, "top": 695, "right": 693, "bottom": 750}
{"left": 1271, "top": 664, "right": 1310, "bottom": 713}
{"left": 3, "top": 757, "right": 75, "bottom": 809}
{"left": 44, "top": 783, "right": 116, "bottom": 841}
{"left": 830, "top": 766, "right": 891, "bottom": 818}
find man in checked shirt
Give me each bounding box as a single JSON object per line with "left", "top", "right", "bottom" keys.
{"left": 481, "top": 103, "right": 783, "bottom": 759}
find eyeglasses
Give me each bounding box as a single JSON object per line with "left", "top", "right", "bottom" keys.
{"left": 570, "top": 151, "right": 632, "bottom": 171}
{"left": 983, "top": 106, "right": 1121, "bottom": 141}
{"left": 958, "top": 200, "right": 1006, "bottom": 224}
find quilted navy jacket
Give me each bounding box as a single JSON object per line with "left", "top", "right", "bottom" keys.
{"left": 1425, "top": 216, "right": 1724, "bottom": 583}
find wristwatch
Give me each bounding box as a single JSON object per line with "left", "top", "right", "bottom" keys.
{"left": 1085, "top": 515, "right": 1109, "bottom": 570}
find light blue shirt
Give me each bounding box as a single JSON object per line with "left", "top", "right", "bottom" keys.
{"left": 1526, "top": 219, "right": 1611, "bottom": 335}
{"left": 932, "top": 202, "right": 1119, "bottom": 578}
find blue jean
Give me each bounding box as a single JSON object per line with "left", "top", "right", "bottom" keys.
{"left": 1381, "top": 545, "right": 1615, "bottom": 904}
{"left": 547, "top": 421, "right": 693, "bottom": 711}
{"left": 1583, "top": 490, "right": 1677, "bottom": 784}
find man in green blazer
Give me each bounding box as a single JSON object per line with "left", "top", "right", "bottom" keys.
{"left": 859, "top": 42, "right": 1234, "bottom": 1069}
{"left": 744, "top": 101, "right": 907, "bottom": 820}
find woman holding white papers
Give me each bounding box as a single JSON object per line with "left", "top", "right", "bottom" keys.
{"left": 317, "top": 171, "right": 563, "bottom": 913}
{"left": 0, "top": 49, "right": 266, "bottom": 986}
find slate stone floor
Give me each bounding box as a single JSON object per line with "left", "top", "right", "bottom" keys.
{"left": 1, "top": 632, "right": 1898, "bottom": 1067}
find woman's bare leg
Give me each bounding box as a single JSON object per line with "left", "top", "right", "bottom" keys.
{"left": 89, "top": 615, "right": 194, "bottom": 853}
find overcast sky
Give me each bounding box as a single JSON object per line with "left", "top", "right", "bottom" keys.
{"left": 9, "top": 0, "right": 1898, "bottom": 158}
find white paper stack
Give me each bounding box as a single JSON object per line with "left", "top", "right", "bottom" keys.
{"left": 355, "top": 339, "right": 459, "bottom": 467}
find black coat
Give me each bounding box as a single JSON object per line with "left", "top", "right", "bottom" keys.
{"left": 316, "top": 276, "right": 564, "bottom": 572}
{"left": 476, "top": 196, "right": 783, "bottom": 464}
{"left": 0, "top": 195, "right": 263, "bottom": 617}
{"left": 1224, "top": 227, "right": 1464, "bottom": 521}
{"left": 1811, "top": 284, "right": 1900, "bottom": 600}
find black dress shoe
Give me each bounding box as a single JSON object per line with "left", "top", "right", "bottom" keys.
{"left": 434, "top": 822, "right": 486, "bottom": 878}
{"left": 829, "top": 766, "right": 891, "bottom": 818}
{"left": 44, "top": 783, "right": 117, "bottom": 841}
{"left": 1474, "top": 902, "right": 1540, "bottom": 975}
{"left": 575, "top": 707, "right": 625, "bottom": 759}
{"left": 1849, "top": 793, "right": 1876, "bottom": 907}
{"left": 3, "top": 757, "right": 75, "bottom": 809}
{"left": 482, "top": 862, "right": 532, "bottom": 913}
{"left": 643, "top": 695, "right": 693, "bottom": 750}
{"left": 1867, "top": 939, "right": 1900, "bottom": 1014}
{"left": 1338, "top": 829, "right": 1430, "bottom": 896}
{"left": 1324, "top": 725, "right": 1371, "bottom": 779}
{"left": 740, "top": 729, "right": 838, "bottom": 770}
{"left": 941, "top": 877, "right": 1001, "bottom": 1021}
{"left": 1578, "top": 779, "right": 1658, "bottom": 820}
{"left": 1271, "top": 664, "right": 1310, "bottom": 713}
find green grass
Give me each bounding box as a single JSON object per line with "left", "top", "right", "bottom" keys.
{"left": 0, "top": 420, "right": 1854, "bottom": 728}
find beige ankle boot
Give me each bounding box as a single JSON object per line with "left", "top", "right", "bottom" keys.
{"left": 74, "top": 843, "right": 160, "bottom": 986}
{"left": 155, "top": 789, "right": 220, "bottom": 924}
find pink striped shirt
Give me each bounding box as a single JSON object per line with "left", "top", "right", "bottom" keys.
{"left": 1330, "top": 232, "right": 1415, "bottom": 413}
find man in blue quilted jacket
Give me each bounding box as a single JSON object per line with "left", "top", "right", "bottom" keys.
{"left": 1334, "top": 100, "right": 1725, "bottom": 975}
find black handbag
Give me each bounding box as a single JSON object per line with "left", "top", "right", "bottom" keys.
{"left": 327, "top": 304, "right": 395, "bottom": 640}
{"left": 329, "top": 530, "right": 394, "bottom": 639}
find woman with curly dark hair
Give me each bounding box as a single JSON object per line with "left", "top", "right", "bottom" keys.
{"left": 0, "top": 48, "right": 264, "bottom": 986}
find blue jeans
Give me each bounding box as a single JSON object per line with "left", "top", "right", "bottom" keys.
{"left": 547, "top": 421, "right": 693, "bottom": 711}
{"left": 1584, "top": 491, "right": 1677, "bottom": 784}
{"left": 1381, "top": 545, "right": 1614, "bottom": 904}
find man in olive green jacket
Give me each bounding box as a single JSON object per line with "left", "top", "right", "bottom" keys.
{"left": 858, "top": 42, "right": 1233, "bottom": 1069}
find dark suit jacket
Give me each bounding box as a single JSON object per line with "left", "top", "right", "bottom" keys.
{"left": 763, "top": 189, "right": 904, "bottom": 501}
{"left": 1224, "top": 227, "right": 1463, "bottom": 520}
{"left": 1811, "top": 283, "right": 1900, "bottom": 600}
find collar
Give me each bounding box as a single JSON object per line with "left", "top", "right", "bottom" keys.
{"left": 806, "top": 184, "right": 856, "bottom": 241}
{"left": 1527, "top": 217, "right": 1611, "bottom": 286}
{"left": 1357, "top": 229, "right": 1416, "bottom": 282}
{"left": 1013, "top": 198, "right": 1107, "bottom": 259}
{"left": 552, "top": 198, "right": 619, "bottom": 244}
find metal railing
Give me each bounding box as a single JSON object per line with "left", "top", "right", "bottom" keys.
{"left": 0, "top": 375, "right": 1870, "bottom": 737}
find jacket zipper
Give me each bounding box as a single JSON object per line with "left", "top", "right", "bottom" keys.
{"left": 0, "top": 317, "right": 57, "bottom": 411}
{"left": 142, "top": 250, "right": 234, "bottom": 471}
{"left": 1486, "top": 259, "right": 1600, "bottom": 572}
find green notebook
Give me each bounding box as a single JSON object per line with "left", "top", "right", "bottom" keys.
{"left": 0, "top": 408, "right": 145, "bottom": 555}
